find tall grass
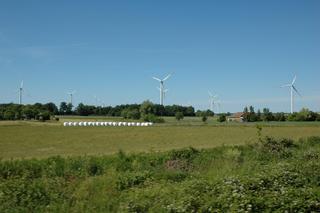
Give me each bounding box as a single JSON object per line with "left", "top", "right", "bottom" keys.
{"left": 0, "top": 136, "right": 320, "bottom": 212}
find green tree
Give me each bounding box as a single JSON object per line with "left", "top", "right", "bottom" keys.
{"left": 44, "top": 102, "right": 58, "bottom": 115}
{"left": 140, "top": 100, "right": 155, "bottom": 116}
{"left": 22, "top": 106, "right": 36, "bottom": 119}
{"left": 243, "top": 106, "right": 249, "bottom": 122}
{"left": 66, "top": 103, "right": 73, "bottom": 115}
{"left": 127, "top": 109, "right": 140, "bottom": 120}
{"left": 59, "top": 102, "right": 68, "bottom": 115}
{"left": 3, "top": 110, "right": 15, "bottom": 120}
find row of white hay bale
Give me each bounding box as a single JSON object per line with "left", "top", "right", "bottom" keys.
{"left": 63, "top": 121, "right": 153, "bottom": 127}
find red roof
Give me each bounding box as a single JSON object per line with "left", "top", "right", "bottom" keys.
{"left": 228, "top": 112, "right": 245, "bottom": 118}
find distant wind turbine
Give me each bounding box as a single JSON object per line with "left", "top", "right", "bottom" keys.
{"left": 19, "top": 81, "right": 23, "bottom": 105}
{"left": 281, "top": 75, "right": 301, "bottom": 113}
{"left": 152, "top": 74, "right": 171, "bottom": 105}
{"left": 208, "top": 91, "right": 218, "bottom": 112}
{"left": 67, "top": 90, "right": 76, "bottom": 106}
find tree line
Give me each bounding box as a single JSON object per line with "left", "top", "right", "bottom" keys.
{"left": 0, "top": 101, "right": 196, "bottom": 122}
{"left": 242, "top": 106, "right": 320, "bottom": 122}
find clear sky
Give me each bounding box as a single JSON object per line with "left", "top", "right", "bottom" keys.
{"left": 0, "top": 0, "right": 319, "bottom": 112}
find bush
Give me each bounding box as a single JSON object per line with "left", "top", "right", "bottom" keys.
{"left": 260, "top": 136, "right": 296, "bottom": 158}
{"left": 218, "top": 114, "right": 226, "bottom": 122}
{"left": 142, "top": 114, "right": 164, "bottom": 123}
{"left": 116, "top": 171, "right": 151, "bottom": 190}
{"left": 202, "top": 115, "right": 207, "bottom": 123}
{"left": 168, "top": 147, "right": 199, "bottom": 162}
{"left": 175, "top": 112, "right": 184, "bottom": 121}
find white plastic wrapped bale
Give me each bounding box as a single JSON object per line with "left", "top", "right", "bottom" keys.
{"left": 127, "top": 122, "right": 131, "bottom": 126}
{"left": 104, "top": 122, "right": 108, "bottom": 126}
{"left": 73, "top": 122, "right": 78, "bottom": 126}
{"left": 100, "top": 122, "right": 105, "bottom": 126}
{"left": 78, "top": 122, "right": 83, "bottom": 126}
{"left": 136, "top": 122, "right": 141, "bottom": 126}
{"left": 68, "top": 122, "right": 73, "bottom": 126}
{"left": 112, "top": 122, "right": 116, "bottom": 126}
{"left": 63, "top": 122, "right": 68, "bottom": 126}
{"left": 83, "top": 122, "right": 87, "bottom": 126}
{"left": 123, "top": 122, "right": 127, "bottom": 126}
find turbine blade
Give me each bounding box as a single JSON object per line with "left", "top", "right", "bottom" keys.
{"left": 292, "top": 85, "right": 302, "bottom": 97}
{"left": 291, "top": 75, "right": 297, "bottom": 85}
{"left": 20, "top": 81, "right": 24, "bottom": 89}
{"left": 152, "top": 77, "right": 161, "bottom": 81}
{"left": 162, "top": 74, "right": 171, "bottom": 81}
{"left": 208, "top": 91, "right": 213, "bottom": 97}
{"left": 281, "top": 84, "right": 291, "bottom": 88}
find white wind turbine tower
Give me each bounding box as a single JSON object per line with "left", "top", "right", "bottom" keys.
{"left": 19, "top": 81, "right": 23, "bottom": 104}
{"left": 67, "top": 90, "right": 76, "bottom": 106}
{"left": 152, "top": 74, "right": 171, "bottom": 105}
{"left": 281, "top": 75, "right": 301, "bottom": 113}
{"left": 208, "top": 91, "right": 218, "bottom": 112}
{"left": 215, "top": 99, "right": 222, "bottom": 114}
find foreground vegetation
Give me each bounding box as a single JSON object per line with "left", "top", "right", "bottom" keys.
{"left": 1, "top": 135, "right": 320, "bottom": 212}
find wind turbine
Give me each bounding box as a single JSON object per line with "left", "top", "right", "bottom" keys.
{"left": 19, "top": 81, "right": 23, "bottom": 105}
{"left": 152, "top": 74, "right": 171, "bottom": 105}
{"left": 208, "top": 91, "right": 218, "bottom": 112}
{"left": 67, "top": 90, "right": 76, "bottom": 106}
{"left": 281, "top": 75, "right": 301, "bottom": 113}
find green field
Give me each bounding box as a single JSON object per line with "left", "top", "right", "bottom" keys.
{"left": 1, "top": 117, "right": 320, "bottom": 159}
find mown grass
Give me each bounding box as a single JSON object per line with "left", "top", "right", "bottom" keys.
{"left": 1, "top": 121, "right": 320, "bottom": 159}
{"left": 1, "top": 136, "right": 320, "bottom": 212}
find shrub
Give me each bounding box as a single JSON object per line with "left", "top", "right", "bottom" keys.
{"left": 260, "top": 137, "right": 296, "bottom": 158}
{"left": 202, "top": 115, "right": 207, "bottom": 123}
{"left": 116, "top": 171, "right": 151, "bottom": 190}
{"left": 218, "top": 114, "right": 226, "bottom": 122}
{"left": 142, "top": 114, "right": 164, "bottom": 123}
{"left": 168, "top": 147, "right": 199, "bottom": 162}
{"left": 175, "top": 112, "right": 184, "bottom": 121}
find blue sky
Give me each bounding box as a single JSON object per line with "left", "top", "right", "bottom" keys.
{"left": 0, "top": 0, "right": 319, "bottom": 112}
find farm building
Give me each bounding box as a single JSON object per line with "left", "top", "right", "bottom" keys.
{"left": 227, "top": 112, "right": 245, "bottom": 122}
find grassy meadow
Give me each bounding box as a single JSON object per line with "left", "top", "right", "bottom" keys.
{"left": 1, "top": 117, "right": 320, "bottom": 211}
{"left": 0, "top": 116, "right": 320, "bottom": 159}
